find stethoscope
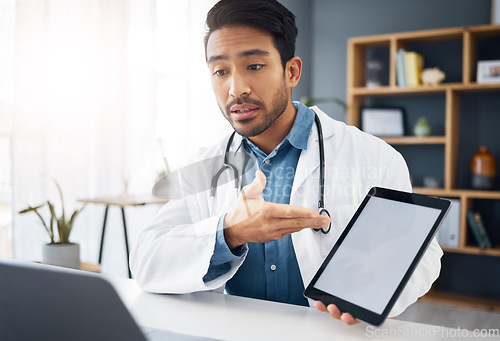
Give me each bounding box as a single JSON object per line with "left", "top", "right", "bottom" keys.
{"left": 209, "top": 111, "right": 331, "bottom": 234}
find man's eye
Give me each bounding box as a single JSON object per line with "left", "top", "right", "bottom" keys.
{"left": 248, "top": 64, "right": 263, "bottom": 71}
{"left": 214, "top": 69, "right": 228, "bottom": 77}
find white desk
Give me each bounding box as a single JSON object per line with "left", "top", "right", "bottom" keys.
{"left": 107, "top": 277, "right": 498, "bottom": 341}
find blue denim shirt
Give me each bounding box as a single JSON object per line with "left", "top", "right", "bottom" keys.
{"left": 203, "top": 102, "right": 314, "bottom": 307}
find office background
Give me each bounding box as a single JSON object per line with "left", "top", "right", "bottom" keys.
{"left": 0, "top": 0, "right": 498, "bottom": 329}
{"left": 277, "top": 0, "right": 500, "bottom": 306}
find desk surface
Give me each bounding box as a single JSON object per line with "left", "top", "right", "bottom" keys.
{"left": 107, "top": 277, "right": 496, "bottom": 341}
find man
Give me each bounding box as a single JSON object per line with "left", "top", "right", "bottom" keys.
{"left": 130, "top": 0, "right": 442, "bottom": 325}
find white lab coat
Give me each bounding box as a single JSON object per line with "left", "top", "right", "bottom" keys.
{"left": 130, "top": 107, "right": 443, "bottom": 317}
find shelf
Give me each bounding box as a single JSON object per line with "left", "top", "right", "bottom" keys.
{"left": 350, "top": 82, "right": 500, "bottom": 96}
{"left": 413, "top": 187, "right": 454, "bottom": 196}
{"left": 381, "top": 136, "right": 446, "bottom": 145}
{"left": 351, "top": 84, "right": 451, "bottom": 95}
{"left": 348, "top": 26, "right": 465, "bottom": 45}
{"left": 420, "top": 290, "right": 500, "bottom": 311}
{"left": 468, "top": 24, "right": 500, "bottom": 36}
{"left": 442, "top": 247, "right": 500, "bottom": 257}
{"left": 456, "top": 83, "right": 500, "bottom": 92}
{"left": 348, "top": 24, "right": 500, "bottom": 45}
{"left": 348, "top": 25, "right": 500, "bottom": 310}
{"left": 453, "top": 190, "right": 500, "bottom": 199}
{"left": 413, "top": 188, "right": 500, "bottom": 199}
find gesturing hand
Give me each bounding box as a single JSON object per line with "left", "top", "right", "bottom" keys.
{"left": 223, "top": 170, "right": 330, "bottom": 251}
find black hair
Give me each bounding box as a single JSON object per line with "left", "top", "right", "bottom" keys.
{"left": 204, "top": 0, "right": 298, "bottom": 69}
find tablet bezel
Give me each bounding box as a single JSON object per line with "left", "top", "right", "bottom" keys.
{"left": 304, "top": 187, "right": 451, "bottom": 326}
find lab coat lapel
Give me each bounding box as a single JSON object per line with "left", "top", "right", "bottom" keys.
{"left": 290, "top": 107, "right": 336, "bottom": 305}
{"left": 291, "top": 106, "right": 333, "bottom": 197}
{"left": 291, "top": 124, "right": 319, "bottom": 198}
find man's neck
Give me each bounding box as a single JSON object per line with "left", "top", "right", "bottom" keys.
{"left": 248, "top": 103, "right": 297, "bottom": 155}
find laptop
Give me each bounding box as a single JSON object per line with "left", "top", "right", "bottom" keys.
{"left": 0, "top": 258, "right": 216, "bottom": 341}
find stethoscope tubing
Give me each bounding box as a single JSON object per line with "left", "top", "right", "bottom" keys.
{"left": 313, "top": 113, "right": 331, "bottom": 234}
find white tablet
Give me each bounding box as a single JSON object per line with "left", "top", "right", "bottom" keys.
{"left": 304, "top": 187, "right": 451, "bottom": 326}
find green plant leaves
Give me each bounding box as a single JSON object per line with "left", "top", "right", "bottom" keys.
{"left": 18, "top": 203, "right": 46, "bottom": 214}
{"left": 17, "top": 178, "right": 85, "bottom": 244}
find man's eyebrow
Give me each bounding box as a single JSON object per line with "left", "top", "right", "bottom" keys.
{"left": 207, "top": 54, "right": 228, "bottom": 64}
{"left": 239, "top": 49, "right": 270, "bottom": 58}
{"left": 207, "top": 49, "right": 270, "bottom": 64}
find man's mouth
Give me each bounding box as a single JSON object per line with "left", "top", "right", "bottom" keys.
{"left": 229, "top": 104, "right": 259, "bottom": 120}
{"left": 234, "top": 108, "right": 253, "bottom": 113}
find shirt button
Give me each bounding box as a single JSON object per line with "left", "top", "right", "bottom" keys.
{"left": 264, "top": 159, "right": 270, "bottom": 164}
{"left": 270, "top": 264, "right": 276, "bottom": 271}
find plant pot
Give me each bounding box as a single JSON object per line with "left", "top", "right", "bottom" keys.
{"left": 42, "top": 243, "right": 80, "bottom": 269}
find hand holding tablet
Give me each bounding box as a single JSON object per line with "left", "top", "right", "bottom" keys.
{"left": 305, "top": 187, "right": 451, "bottom": 326}
{"left": 314, "top": 301, "right": 359, "bottom": 325}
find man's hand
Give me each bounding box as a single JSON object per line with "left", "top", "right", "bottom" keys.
{"left": 223, "top": 170, "right": 330, "bottom": 251}
{"left": 314, "top": 301, "right": 360, "bottom": 325}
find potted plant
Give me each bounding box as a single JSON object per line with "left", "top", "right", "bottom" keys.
{"left": 18, "top": 178, "right": 85, "bottom": 269}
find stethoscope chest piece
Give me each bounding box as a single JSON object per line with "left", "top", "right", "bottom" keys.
{"left": 315, "top": 207, "right": 331, "bottom": 234}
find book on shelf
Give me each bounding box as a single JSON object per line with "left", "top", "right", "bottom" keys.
{"left": 466, "top": 211, "right": 492, "bottom": 249}
{"left": 396, "top": 48, "right": 406, "bottom": 86}
{"left": 404, "top": 51, "right": 424, "bottom": 87}
{"left": 437, "top": 199, "right": 460, "bottom": 248}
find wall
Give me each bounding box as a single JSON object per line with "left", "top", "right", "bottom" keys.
{"left": 305, "top": 0, "right": 499, "bottom": 299}
{"left": 310, "top": 0, "right": 492, "bottom": 121}
{"left": 281, "top": 0, "right": 312, "bottom": 102}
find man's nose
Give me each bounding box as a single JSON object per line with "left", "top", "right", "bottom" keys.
{"left": 228, "top": 72, "right": 251, "bottom": 97}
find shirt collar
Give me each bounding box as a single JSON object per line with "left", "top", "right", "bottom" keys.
{"left": 286, "top": 101, "right": 314, "bottom": 151}
{"left": 234, "top": 101, "right": 314, "bottom": 154}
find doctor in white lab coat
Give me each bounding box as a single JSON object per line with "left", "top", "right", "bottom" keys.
{"left": 130, "top": 0, "right": 442, "bottom": 325}
{"left": 130, "top": 106, "right": 443, "bottom": 319}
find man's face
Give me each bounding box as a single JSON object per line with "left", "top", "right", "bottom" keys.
{"left": 206, "top": 26, "right": 290, "bottom": 138}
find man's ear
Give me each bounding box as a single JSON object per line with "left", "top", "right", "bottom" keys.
{"left": 286, "top": 56, "right": 302, "bottom": 88}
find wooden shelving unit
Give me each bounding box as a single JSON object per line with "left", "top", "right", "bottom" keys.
{"left": 421, "top": 289, "right": 500, "bottom": 312}
{"left": 382, "top": 136, "right": 446, "bottom": 145}
{"left": 347, "top": 24, "right": 500, "bottom": 310}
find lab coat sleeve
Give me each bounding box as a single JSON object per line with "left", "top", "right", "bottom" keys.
{"left": 203, "top": 215, "right": 246, "bottom": 282}
{"left": 129, "top": 176, "right": 248, "bottom": 294}
{"left": 382, "top": 151, "right": 443, "bottom": 317}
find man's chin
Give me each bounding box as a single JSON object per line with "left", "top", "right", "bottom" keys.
{"left": 233, "top": 123, "right": 267, "bottom": 138}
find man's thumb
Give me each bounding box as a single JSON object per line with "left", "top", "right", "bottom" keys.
{"left": 243, "top": 170, "right": 266, "bottom": 198}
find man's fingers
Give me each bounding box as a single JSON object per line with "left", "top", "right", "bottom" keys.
{"left": 255, "top": 169, "right": 266, "bottom": 187}
{"left": 314, "top": 301, "right": 328, "bottom": 312}
{"left": 274, "top": 203, "right": 323, "bottom": 219}
{"left": 241, "top": 170, "right": 267, "bottom": 199}
{"left": 272, "top": 216, "right": 330, "bottom": 232}
{"left": 327, "top": 304, "right": 342, "bottom": 319}
{"left": 319, "top": 303, "right": 360, "bottom": 325}
{"left": 340, "top": 313, "right": 360, "bottom": 325}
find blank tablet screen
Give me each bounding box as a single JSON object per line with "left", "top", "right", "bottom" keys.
{"left": 313, "top": 196, "right": 442, "bottom": 314}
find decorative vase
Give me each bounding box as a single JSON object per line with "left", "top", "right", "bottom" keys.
{"left": 365, "top": 60, "right": 382, "bottom": 88}
{"left": 413, "top": 117, "right": 431, "bottom": 137}
{"left": 471, "top": 146, "right": 497, "bottom": 190}
{"left": 42, "top": 243, "right": 80, "bottom": 269}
